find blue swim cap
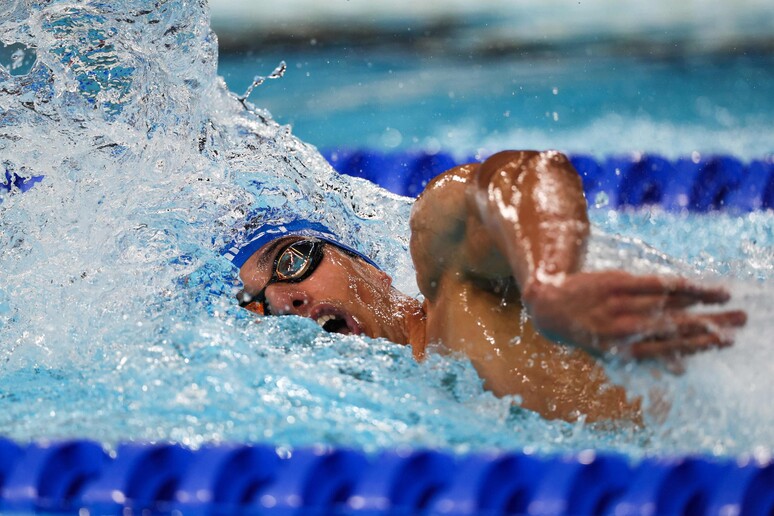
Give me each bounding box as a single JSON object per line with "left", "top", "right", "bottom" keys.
{"left": 223, "top": 219, "right": 380, "bottom": 270}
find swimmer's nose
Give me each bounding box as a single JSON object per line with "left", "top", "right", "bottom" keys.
{"left": 264, "top": 285, "right": 309, "bottom": 316}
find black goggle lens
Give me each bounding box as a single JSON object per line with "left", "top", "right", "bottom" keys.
{"left": 275, "top": 239, "right": 319, "bottom": 281}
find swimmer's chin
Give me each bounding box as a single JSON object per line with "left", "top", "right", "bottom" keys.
{"left": 309, "top": 304, "right": 364, "bottom": 336}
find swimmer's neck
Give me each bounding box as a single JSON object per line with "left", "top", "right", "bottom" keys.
{"left": 386, "top": 290, "right": 427, "bottom": 359}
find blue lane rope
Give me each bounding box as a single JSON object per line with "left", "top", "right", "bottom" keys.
{"left": 5, "top": 152, "right": 773, "bottom": 211}
{"left": 0, "top": 438, "right": 771, "bottom": 514}
{"left": 1, "top": 169, "right": 44, "bottom": 195}
{"left": 322, "top": 149, "right": 774, "bottom": 211}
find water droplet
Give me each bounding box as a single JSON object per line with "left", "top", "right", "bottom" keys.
{"left": 594, "top": 191, "right": 609, "bottom": 208}
{"left": 381, "top": 127, "right": 402, "bottom": 148}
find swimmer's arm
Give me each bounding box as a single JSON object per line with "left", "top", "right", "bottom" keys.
{"left": 466, "top": 150, "right": 590, "bottom": 293}
{"left": 410, "top": 163, "right": 491, "bottom": 300}
{"left": 411, "top": 150, "right": 746, "bottom": 358}
{"left": 467, "top": 150, "right": 747, "bottom": 358}
{"left": 409, "top": 155, "right": 536, "bottom": 301}
{"left": 410, "top": 151, "right": 589, "bottom": 305}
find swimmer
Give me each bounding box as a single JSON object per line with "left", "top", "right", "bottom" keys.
{"left": 225, "top": 150, "right": 747, "bottom": 423}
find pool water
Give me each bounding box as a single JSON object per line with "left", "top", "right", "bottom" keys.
{"left": 219, "top": 50, "right": 774, "bottom": 159}
{"left": 0, "top": 0, "right": 772, "bottom": 460}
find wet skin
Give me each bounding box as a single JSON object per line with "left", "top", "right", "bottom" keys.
{"left": 238, "top": 150, "right": 747, "bottom": 423}
{"left": 238, "top": 239, "right": 426, "bottom": 347}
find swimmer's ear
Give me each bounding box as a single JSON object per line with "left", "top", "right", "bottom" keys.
{"left": 377, "top": 269, "right": 392, "bottom": 289}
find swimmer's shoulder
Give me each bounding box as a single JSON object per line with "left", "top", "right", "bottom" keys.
{"left": 411, "top": 162, "right": 477, "bottom": 228}
{"left": 409, "top": 163, "right": 478, "bottom": 299}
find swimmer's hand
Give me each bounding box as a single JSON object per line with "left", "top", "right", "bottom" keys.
{"left": 522, "top": 271, "right": 747, "bottom": 360}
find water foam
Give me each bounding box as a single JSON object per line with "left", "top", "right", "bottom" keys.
{"left": 1, "top": 1, "right": 772, "bottom": 457}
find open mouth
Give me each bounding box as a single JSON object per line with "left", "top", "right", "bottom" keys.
{"left": 311, "top": 306, "right": 362, "bottom": 336}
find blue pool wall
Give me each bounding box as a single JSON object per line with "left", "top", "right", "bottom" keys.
{"left": 1, "top": 438, "right": 772, "bottom": 515}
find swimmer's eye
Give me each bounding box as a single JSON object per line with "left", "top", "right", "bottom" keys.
{"left": 273, "top": 239, "right": 325, "bottom": 282}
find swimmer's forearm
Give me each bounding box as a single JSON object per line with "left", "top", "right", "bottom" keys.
{"left": 469, "top": 150, "right": 590, "bottom": 292}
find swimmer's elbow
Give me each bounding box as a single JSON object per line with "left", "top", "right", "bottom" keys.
{"left": 474, "top": 150, "right": 574, "bottom": 188}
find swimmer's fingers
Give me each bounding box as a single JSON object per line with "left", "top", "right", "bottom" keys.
{"left": 527, "top": 271, "right": 740, "bottom": 358}
{"left": 628, "top": 332, "right": 733, "bottom": 360}
{"left": 661, "top": 310, "right": 746, "bottom": 337}
{"left": 605, "top": 310, "right": 744, "bottom": 341}
{"left": 615, "top": 294, "right": 709, "bottom": 315}
{"left": 698, "top": 310, "right": 748, "bottom": 329}
{"left": 618, "top": 310, "right": 746, "bottom": 359}
{"left": 618, "top": 276, "right": 731, "bottom": 305}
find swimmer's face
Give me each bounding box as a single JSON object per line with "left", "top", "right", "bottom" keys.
{"left": 238, "top": 237, "right": 397, "bottom": 339}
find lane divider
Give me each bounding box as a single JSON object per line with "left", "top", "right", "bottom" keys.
{"left": 0, "top": 438, "right": 771, "bottom": 514}
{"left": 1, "top": 170, "right": 44, "bottom": 195}
{"left": 323, "top": 149, "right": 774, "bottom": 211}
{"left": 4, "top": 152, "right": 773, "bottom": 211}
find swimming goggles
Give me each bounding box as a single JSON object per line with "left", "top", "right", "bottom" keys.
{"left": 237, "top": 238, "right": 325, "bottom": 316}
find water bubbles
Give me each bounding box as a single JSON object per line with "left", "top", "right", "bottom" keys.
{"left": 593, "top": 191, "right": 610, "bottom": 208}
{"left": 11, "top": 49, "right": 24, "bottom": 70}
{"left": 0, "top": 42, "right": 36, "bottom": 76}
{"left": 381, "top": 127, "right": 402, "bottom": 148}
{"left": 1, "top": 0, "right": 772, "bottom": 459}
